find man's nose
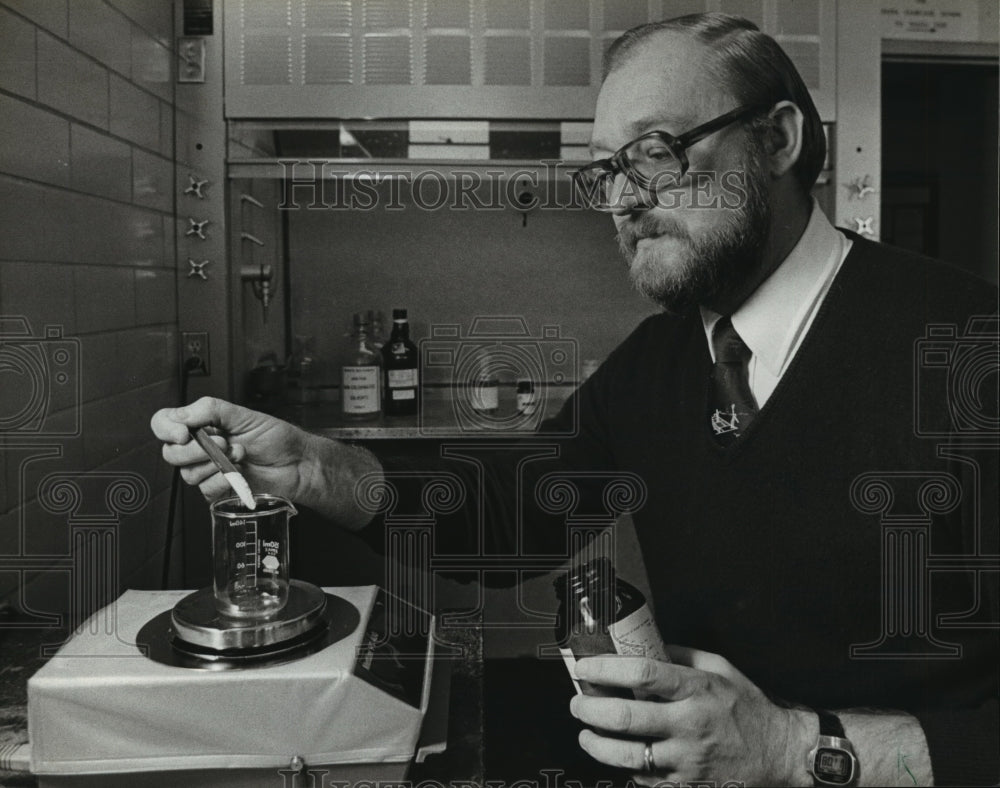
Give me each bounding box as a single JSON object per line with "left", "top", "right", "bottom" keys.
{"left": 609, "top": 172, "right": 654, "bottom": 216}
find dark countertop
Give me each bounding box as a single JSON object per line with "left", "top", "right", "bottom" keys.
{"left": 0, "top": 614, "right": 64, "bottom": 787}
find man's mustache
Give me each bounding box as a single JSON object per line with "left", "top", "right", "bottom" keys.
{"left": 617, "top": 213, "right": 690, "bottom": 254}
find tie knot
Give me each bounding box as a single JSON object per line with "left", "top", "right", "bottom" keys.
{"left": 712, "top": 318, "right": 751, "bottom": 364}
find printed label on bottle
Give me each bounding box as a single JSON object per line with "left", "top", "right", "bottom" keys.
{"left": 471, "top": 384, "right": 499, "bottom": 411}
{"left": 516, "top": 392, "right": 537, "bottom": 414}
{"left": 387, "top": 369, "right": 418, "bottom": 388}
{"left": 342, "top": 366, "right": 380, "bottom": 413}
{"left": 607, "top": 603, "right": 668, "bottom": 661}
{"left": 608, "top": 602, "right": 669, "bottom": 701}
{"left": 558, "top": 606, "right": 669, "bottom": 700}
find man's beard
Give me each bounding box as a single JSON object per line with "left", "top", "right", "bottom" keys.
{"left": 616, "top": 155, "right": 771, "bottom": 314}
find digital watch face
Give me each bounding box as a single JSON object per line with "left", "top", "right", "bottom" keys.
{"left": 815, "top": 747, "right": 855, "bottom": 785}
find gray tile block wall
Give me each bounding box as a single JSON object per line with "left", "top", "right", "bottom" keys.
{"left": 110, "top": 74, "right": 162, "bottom": 151}
{"left": 0, "top": 95, "right": 70, "bottom": 186}
{"left": 68, "top": 0, "right": 133, "bottom": 78}
{"left": 37, "top": 31, "right": 109, "bottom": 129}
{"left": 0, "top": 0, "right": 68, "bottom": 38}
{"left": 71, "top": 124, "right": 133, "bottom": 202}
{"left": 0, "top": 0, "right": 178, "bottom": 614}
{"left": 0, "top": 5, "right": 36, "bottom": 98}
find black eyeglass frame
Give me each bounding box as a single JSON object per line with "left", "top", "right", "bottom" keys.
{"left": 573, "top": 103, "right": 771, "bottom": 210}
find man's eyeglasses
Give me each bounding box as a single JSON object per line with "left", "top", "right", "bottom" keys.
{"left": 572, "top": 104, "right": 768, "bottom": 212}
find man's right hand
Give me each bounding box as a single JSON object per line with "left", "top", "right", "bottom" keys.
{"left": 150, "top": 396, "right": 380, "bottom": 529}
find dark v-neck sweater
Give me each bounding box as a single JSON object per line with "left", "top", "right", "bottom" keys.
{"left": 371, "top": 235, "right": 999, "bottom": 784}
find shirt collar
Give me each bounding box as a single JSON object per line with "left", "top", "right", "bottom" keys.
{"left": 701, "top": 199, "right": 847, "bottom": 376}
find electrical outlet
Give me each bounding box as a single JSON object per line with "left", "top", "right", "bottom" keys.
{"left": 181, "top": 331, "right": 209, "bottom": 376}
{"left": 177, "top": 36, "right": 206, "bottom": 83}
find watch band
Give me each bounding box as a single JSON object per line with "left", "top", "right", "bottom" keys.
{"left": 808, "top": 709, "right": 858, "bottom": 787}
{"left": 817, "top": 708, "right": 846, "bottom": 738}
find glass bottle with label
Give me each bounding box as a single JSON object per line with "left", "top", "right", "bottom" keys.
{"left": 554, "top": 557, "right": 668, "bottom": 698}
{"left": 381, "top": 308, "right": 419, "bottom": 416}
{"left": 516, "top": 378, "right": 537, "bottom": 415}
{"left": 341, "top": 313, "right": 381, "bottom": 420}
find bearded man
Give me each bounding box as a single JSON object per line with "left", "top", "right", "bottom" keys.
{"left": 153, "top": 13, "right": 998, "bottom": 786}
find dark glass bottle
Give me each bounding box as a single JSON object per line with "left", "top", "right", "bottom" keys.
{"left": 554, "top": 557, "right": 667, "bottom": 698}
{"left": 381, "top": 308, "right": 419, "bottom": 416}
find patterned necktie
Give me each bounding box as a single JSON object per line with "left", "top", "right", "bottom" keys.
{"left": 709, "top": 317, "right": 759, "bottom": 445}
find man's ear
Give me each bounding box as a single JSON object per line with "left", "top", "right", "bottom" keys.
{"left": 764, "top": 100, "right": 805, "bottom": 179}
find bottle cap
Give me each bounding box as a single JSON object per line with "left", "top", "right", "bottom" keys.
{"left": 392, "top": 308, "right": 407, "bottom": 320}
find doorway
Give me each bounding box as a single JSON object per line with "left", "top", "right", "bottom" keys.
{"left": 881, "top": 58, "right": 999, "bottom": 284}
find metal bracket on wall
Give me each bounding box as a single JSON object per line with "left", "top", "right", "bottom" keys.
{"left": 184, "top": 174, "right": 209, "bottom": 199}
{"left": 852, "top": 217, "right": 875, "bottom": 236}
{"left": 186, "top": 218, "right": 210, "bottom": 239}
{"left": 187, "top": 258, "right": 211, "bottom": 279}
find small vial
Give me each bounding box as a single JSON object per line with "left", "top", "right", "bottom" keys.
{"left": 516, "top": 378, "right": 537, "bottom": 415}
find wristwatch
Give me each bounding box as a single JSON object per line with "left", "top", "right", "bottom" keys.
{"left": 806, "top": 709, "right": 858, "bottom": 786}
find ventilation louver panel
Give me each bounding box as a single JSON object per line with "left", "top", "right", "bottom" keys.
{"left": 484, "top": 36, "right": 531, "bottom": 85}
{"left": 243, "top": 0, "right": 291, "bottom": 28}
{"left": 303, "top": 0, "right": 351, "bottom": 27}
{"left": 225, "top": 0, "right": 834, "bottom": 121}
{"left": 425, "top": 36, "right": 472, "bottom": 85}
{"left": 544, "top": 37, "right": 590, "bottom": 86}
{"left": 363, "top": 35, "right": 412, "bottom": 84}
{"left": 242, "top": 33, "right": 292, "bottom": 84}
{"left": 776, "top": 0, "right": 819, "bottom": 34}
{"left": 426, "top": 0, "right": 471, "bottom": 29}
{"left": 545, "top": 0, "right": 589, "bottom": 29}
{"left": 364, "top": 0, "right": 410, "bottom": 28}
{"left": 303, "top": 34, "right": 352, "bottom": 84}
{"left": 602, "top": 0, "right": 647, "bottom": 33}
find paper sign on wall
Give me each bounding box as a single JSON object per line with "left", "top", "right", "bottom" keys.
{"left": 881, "top": 0, "right": 980, "bottom": 41}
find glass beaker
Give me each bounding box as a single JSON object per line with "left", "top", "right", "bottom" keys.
{"left": 211, "top": 494, "right": 296, "bottom": 619}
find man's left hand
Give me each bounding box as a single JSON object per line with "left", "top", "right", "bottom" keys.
{"left": 570, "top": 646, "right": 812, "bottom": 787}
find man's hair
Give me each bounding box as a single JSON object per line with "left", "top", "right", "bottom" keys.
{"left": 604, "top": 12, "right": 826, "bottom": 193}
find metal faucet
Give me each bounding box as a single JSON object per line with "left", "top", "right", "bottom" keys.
{"left": 241, "top": 263, "right": 273, "bottom": 321}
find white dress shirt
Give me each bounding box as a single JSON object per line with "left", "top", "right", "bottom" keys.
{"left": 701, "top": 199, "right": 853, "bottom": 407}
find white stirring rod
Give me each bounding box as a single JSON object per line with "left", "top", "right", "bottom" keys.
{"left": 191, "top": 428, "right": 257, "bottom": 510}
